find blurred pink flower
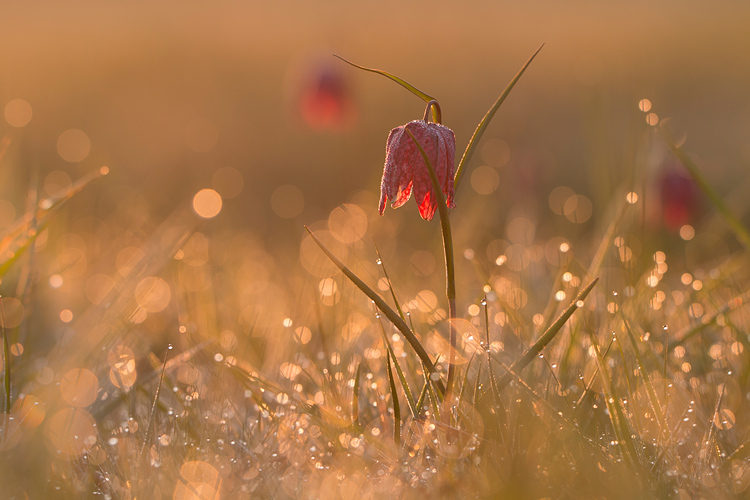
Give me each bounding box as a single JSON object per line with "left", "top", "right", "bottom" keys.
{"left": 378, "top": 119, "right": 456, "bottom": 221}
{"left": 659, "top": 167, "right": 699, "bottom": 230}
{"left": 297, "top": 64, "right": 356, "bottom": 131}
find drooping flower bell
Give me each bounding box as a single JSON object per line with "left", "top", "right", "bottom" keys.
{"left": 658, "top": 164, "right": 699, "bottom": 231}
{"left": 378, "top": 100, "right": 456, "bottom": 221}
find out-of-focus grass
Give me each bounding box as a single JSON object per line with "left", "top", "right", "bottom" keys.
{"left": 1, "top": 6, "right": 750, "bottom": 497}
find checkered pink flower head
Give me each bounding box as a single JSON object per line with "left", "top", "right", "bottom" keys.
{"left": 378, "top": 101, "right": 456, "bottom": 221}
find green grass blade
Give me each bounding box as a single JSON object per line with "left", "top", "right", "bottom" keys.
{"left": 661, "top": 127, "right": 750, "bottom": 251}
{"left": 472, "top": 361, "right": 483, "bottom": 406}
{"left": 138, "top": 348, "right": 169, "bottom": 464}
{"left": 575, "top": 337, "right": 615, "bottom": 408}
{"left": 1, "top": 298, "right": 10, "bottom": 412}
{"left": 425, "top": 366, "right": 441, "bottom": 421}
{"left": 620, "top": 312, "right": 669, "bottom": 442}
{"left": 454, "top": 44, "right": 544, "bottom": 190}
{"left": 457, "top": 354, "right": 475, "bottom": 410}
{"left": 352, "top": 362, "right": 362, "bottom": 432}
{"left": 587, "top": 330, "right": 640, "bottom": 470}
{"left": 415, "top": 381, "right": 428, "bottom": 418}
{"left": 379, "top": 321, "right": 419, "bottom": 419}
{"left": 334, "top": 55, "right": 436, "bottom": 106}
{"left": 385, "top": 349, "right": 401, "bottom": 445}
{"left": 373, "top": 243, "right": 407, "bottom": 322}
{"left": 496, "top": 277, "right": 598, "bottom": 391}
{"left": 305, "top": 226, "right": 445, "bottom": 396}
{"left": 483, "top": 297, "right": 502, "bottom": 408}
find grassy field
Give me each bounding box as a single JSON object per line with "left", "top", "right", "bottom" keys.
{"left": 1, "top": 3, "right": 750, "bottom": 499}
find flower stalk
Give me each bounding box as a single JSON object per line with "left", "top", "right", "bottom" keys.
{"left": 404, "top": 108, "right": 457, "bottom": 401}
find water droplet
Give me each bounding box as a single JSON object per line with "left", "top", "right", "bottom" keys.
{"left": 376, "top": 259, "right": 382, "bottom": 265}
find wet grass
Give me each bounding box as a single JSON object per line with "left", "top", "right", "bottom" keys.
{"left": 1, "top": 54, "right": 750, "bottom": 500}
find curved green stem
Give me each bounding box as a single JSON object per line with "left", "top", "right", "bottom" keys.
{"left": 423, "top": 100, "right": 442, "bottom": 125}
{"left": 404, "top": 129, "right": 457, "bottom": 401}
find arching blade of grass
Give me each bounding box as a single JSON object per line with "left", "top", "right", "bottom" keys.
{"left": 378, "top": 318, "right": 419, "bottom": 419}
{"left": 373, "top": 243, "right": 407, "bottom": 322}
{"left": 385, "top": 349, "right": 401, "bottom": 445}
{"left": 496, "top": 278, "right": 598, "bottom": 392}
{"left": 334, "top": 55, "right": 438, "bottom": 121}
{"left": 305, "top": 226, "right": 445, "bottom": 396}
{"left": 661, "top": 127, "right": 750, "bottom": 251}
{"left": 454, "top": 44, "right": 544, "bottom": 191}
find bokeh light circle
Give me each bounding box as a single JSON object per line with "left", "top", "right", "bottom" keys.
{"left": 135, "top": 277, "right": 171, "bottom": 313}
{"left": 60, "top": 368, "right": 99, "bottom": 407}
{"left": 271, "top": 185, "right": 305, "bottom": 219}
{"left": 57, "top": 129, "right": 91, "bottom": 162}
{"left": 44, "top": 408, "right": 97, "bottom": 456}
{"left": 4, "top": 99, "right": 32, "bottom": 127}
{"left": 328, "top": 203, "right": 367, "bottom": 243}
{"left": 470, "top": 166, "right": 500, "bottom": 195}
{"left": 193, "top": 189, "right": 222, "bottom": 219}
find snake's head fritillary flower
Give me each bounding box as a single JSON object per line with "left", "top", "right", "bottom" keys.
{"left": 659, "top": 165, "right": 699, "bottom": 231}
{"left": 296, "top": 59, "right": 357, "bottom": 131}
{"left": 378, "top": 102, "right": 456, "bottom": 221}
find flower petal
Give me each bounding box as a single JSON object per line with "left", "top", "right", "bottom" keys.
{"left": 378, "top": 118, "right": 457, "bottom": 220}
